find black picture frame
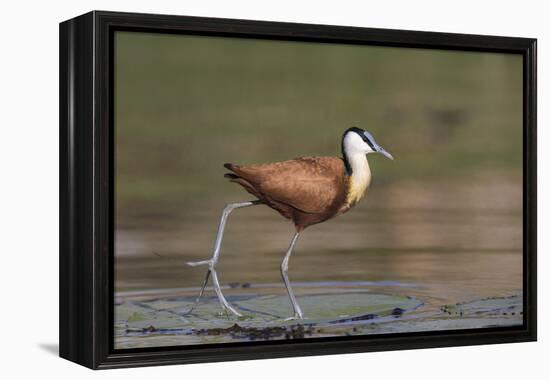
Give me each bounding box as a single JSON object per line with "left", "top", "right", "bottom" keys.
{"left": 59, "top": 10, "right": 537, "bottom": 369}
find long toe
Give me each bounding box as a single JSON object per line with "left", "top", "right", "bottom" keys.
{"left": 186, "top": 259, "right": 212, "bottom": 267}
{"left": 284, "top": 314, "right": 305, "bottom": 321}
{"left": 222, "top": 303, "right": 243, "bottom": 317}
{"left": 229, "top": 309, "right": 243, "bottom": 318}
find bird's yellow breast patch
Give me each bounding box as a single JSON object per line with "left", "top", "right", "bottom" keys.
{"left": 345, "top": 173, "right": 371, "bottom": 206}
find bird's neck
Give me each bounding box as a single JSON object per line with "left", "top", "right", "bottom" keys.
{"left": 343, "top": 151, "right": 372, "bottom": 206}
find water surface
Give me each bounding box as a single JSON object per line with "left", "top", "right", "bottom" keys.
{"left": 115, "top": 180, "right": 523, "bottom": 349}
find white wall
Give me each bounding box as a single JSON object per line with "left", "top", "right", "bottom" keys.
{"left": 1, "top": 0, "right": 546, "bottom": 377}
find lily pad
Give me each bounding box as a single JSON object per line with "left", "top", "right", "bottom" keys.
{"left": 114, "top": 285, "right": 523, "bottom": 349}
{"left": 440, "top": 295, "right": 522, "bottom": 317}
{"left": 117, "top": 291, "right": 422, "bottom": 336}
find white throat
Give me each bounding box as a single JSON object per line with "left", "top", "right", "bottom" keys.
{"left": 346, "top": 150, "right": 371, "bottom": 181}
{"left": 343, "top": 133, "right": 372, "bottom": 205}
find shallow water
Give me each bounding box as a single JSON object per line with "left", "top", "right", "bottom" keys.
{"left": 114, "top": 180, "right": 523, "bottom": 349}
{"left": 115, "top": 283, "right": 522, "bottom": 349}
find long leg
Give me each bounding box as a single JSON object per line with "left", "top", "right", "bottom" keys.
{"left": 280, "top": 232, "right": 304, "bottom": 319}
{"left": 187, "top": 200, "right": 260, "bottom": 316}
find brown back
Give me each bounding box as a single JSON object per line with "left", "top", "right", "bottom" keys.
{"left": 225, "top": 157, "right": 347, "bottom": 215}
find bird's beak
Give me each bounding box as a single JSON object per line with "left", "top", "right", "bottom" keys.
{"left": 376, "top": 146, "right": 394, "bottom": 160}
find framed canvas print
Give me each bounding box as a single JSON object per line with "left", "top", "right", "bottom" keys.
{"left": 59, "top": 11, "right": 537, "bottom": 369}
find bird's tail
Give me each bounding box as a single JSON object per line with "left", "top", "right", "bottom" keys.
{"left": 223, "top": 162, "right": 261, "bottom": 199}
{"left": 224, "top": 163, "right": 238, "bottom": 179}
{"left": 224, "top": 162, "right": 238, "bottom": 170}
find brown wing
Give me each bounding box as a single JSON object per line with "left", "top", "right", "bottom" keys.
{"left": 225, "top": 157, "right": 346, "bottom": 214}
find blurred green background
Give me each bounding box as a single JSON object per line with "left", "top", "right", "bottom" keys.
{"left": 114, "top": 31, "right": 522, "bottom": 305}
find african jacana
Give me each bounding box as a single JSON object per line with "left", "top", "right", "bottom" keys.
{"left": 187, "top": 127, "right": 393, "bottom": 319}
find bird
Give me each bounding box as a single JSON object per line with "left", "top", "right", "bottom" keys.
{"left": 187, "top": 127, "right": 393, "bottom": 319}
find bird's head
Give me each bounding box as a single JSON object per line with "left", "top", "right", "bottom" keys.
{"left": 342, "top": 127, "right": 394, "bottom": 160}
